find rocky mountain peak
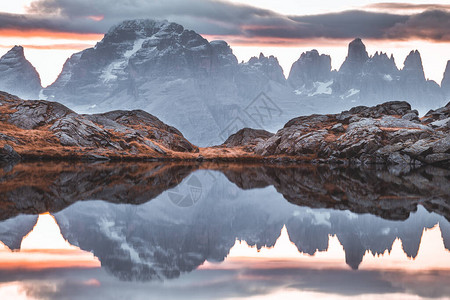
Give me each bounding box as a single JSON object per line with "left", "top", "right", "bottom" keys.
{"left": 0, "top": 45, "right": 41, "bottom": 99}
{"left": 402, "top": 50, "right": 425, "bottom": 80}
{"left": 101, "top": 19, "right": 173, "bottom": 43}
{"left": 240, "top": 52, "right": 285, "bottom": 84}
{"left": 7, "top": 45, "right": 24, "bottom": 56}
{"left": 210, "top": 40, "right": 238, "bottom": 67}
{"left": 339, "top": 38, "right": 369, "bottom": 73}
{"left": 288, "top": 49, "right": 332, "bottom": 89}
{"left": 363, "top": 51, "right": 398, "bottom": 75}
{"left": 441, "top": 60, "right": 450, "bottom": 96}
{"left": 1, "top": 46, "right": 27, "bottom": 64}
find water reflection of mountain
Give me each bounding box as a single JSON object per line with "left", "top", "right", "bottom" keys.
{"left": 54, "top": 181, "right": 450, "bottom": 279}
{"left": 0, "top": 163, "right": 449, "bottom": 280}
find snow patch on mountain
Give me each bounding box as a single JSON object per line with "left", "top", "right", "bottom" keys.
{"left": 308, "top": 80, "right": 333, "bottom": 96}
{"left": 383, "top": 74, "right": 393, "bottom": 81}
{"left": 341, "top": 88, "right": 360, "bottom": 99}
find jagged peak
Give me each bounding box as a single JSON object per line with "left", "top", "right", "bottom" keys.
{"left": 2, "top": 45, "right": 25, "bottom": 59}
{"left": 296, "top": 49, "right": 330, "bottom": 62}
{"left": 404, "top": 50, "right": 422, "bottom": 64}
{"left": 442, "top": 60, "right": 450, "bottom": 88}
{"left": 338, "top": 38, "right": 369, "bottom": 73}
{"left": 247, "top": 53, "right": 281, "bottom": 66}
{"left": 402, "top": 50, "right": 424, "bottom": 74}
{"left": 443, "top": 60, "right": 450, "bottom": 73}
{"left": 347, "top": 38, "right": 369, "bottom": 61}
{"left": 10, "top": 45, "right": 24, "bottom": 53}
{"left": 107, "top": 19, "right": 172, "bottom": 34}
{"left": 100, "top": 19, "right": 186, "bottom": 44}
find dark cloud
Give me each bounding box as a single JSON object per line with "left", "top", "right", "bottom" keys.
{"left": 0, "top": 0, "right": 448, "bottom": 43}
{"left": 386, "top": 9, "right": 450, "bottom": 41}
{"left": 0, "top": 12, "right": 106, "bottom": 33}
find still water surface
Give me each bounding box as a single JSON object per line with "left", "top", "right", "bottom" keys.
{"left": 0, "top": 162, "right": 449, "bottom": 299}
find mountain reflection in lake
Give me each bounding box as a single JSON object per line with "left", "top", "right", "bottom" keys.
{"left": 0, "top": 162, "right": 449, "bottom": 299}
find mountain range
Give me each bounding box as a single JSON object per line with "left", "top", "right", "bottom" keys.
{"left": 0, "top": 19, "right": 449, "bottom": 145}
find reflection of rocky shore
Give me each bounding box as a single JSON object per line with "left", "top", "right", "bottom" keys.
{"left": 0, "top": 162, "right": 195, "bottom": 220}
{"left": 0, "top": 162, "right": 449, "bottom": 222}
{"left": 219, "top": 164, "right": 450, "bottom": 221}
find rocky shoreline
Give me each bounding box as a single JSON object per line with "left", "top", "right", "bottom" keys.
{"left": 0, "top": 91, "right": 449, "bottom": 168}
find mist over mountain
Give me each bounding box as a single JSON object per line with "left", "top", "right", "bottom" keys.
{"left": 0, "top": 19, "right": 449, "bottom": 145}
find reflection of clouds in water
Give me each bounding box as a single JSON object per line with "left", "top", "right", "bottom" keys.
{"left": 0, "top": 221, "right": 449, "bottom": 298}
{"left": 2, "top": 262, "right": 450, "bottom": 300}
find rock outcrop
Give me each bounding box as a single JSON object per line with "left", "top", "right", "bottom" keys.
{"left": 0, "top": 91, "right": 197, "bottom": 160}
{"left": 0, "top": 46, "right": 42, "bottom": 99}
{"left": 0, "top": 144, "right": 20, "bottom": 162}
{"left": 222, "top": 127, "right": 273, "bottom": 149}
{"left": 255, "top": 101, "right": 450, "bottom": 168}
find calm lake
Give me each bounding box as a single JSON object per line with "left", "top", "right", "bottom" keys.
{"left": 0, "top": 162, "right": 449, "bottom": 299}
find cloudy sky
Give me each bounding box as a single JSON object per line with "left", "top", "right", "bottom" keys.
{"left": 0, "top": 0, "right": 449, "bottom": 86}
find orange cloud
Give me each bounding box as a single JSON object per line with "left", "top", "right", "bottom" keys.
{"left": 0, "top": 29, "right": 103, "bottom": 40}
{"left": 6, "top": 43, "right": 95, "bottom": 50}
{"left": 203, "top": 35, "right": 355, "bottom": 47}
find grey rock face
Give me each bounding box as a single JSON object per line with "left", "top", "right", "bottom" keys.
{"left": 50, "top": 113, "right": 117, "bottom": 148}
{"left": 0, "top": 144, "right": 20, "bottom": 161}
{"left": 339, "top": 38, "right": 369, "bottom": 74}
{"left": 0, "top": 46, "right": 42, "bottom": 99}
{"left": 442, "top": 60, "right": 450, "bottom": 99}
{"left": 235, "top": 53, "right": 286, "bottom": 100}
{"left": 288, "top": 49, "right": 332, "bottom": 90}
{"left": 346, "top": 101, "right": 412, "bottom": 118}
{"left": 240, "top": 53, "right": 285, "bottom": 84}
{"left": 223, "top": 128, "right": 273, "bottom": 148}
{"left": 0, "top": 95, "right": 197, "bottom": 158}
{"left": 255, "top": 101, "right": 449, "bottom": 168}
{"left": 402, "top": 50, "right": 425, "bottom": 82}
{"left": 8, "top": 100, "right": 73, "bottom": 129}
